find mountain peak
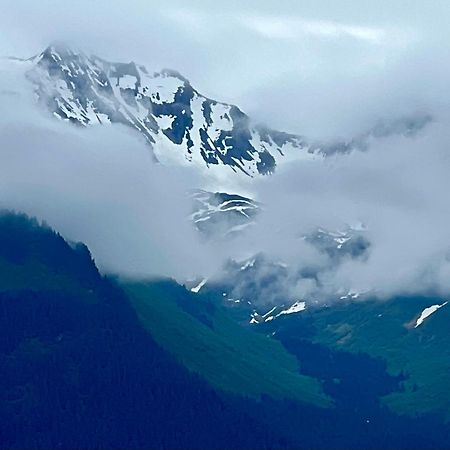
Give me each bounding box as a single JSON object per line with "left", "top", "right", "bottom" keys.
{"left": 21, "top": 44, "right": 317, "bottom": 176}
{"left": 39, "top": 41, "right": 84, "bottom": 61}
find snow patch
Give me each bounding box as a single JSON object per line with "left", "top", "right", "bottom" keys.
{"left": 191, "top": 278, "right": 207, "bottom": 293}
{"left": 240, "top": 259, "right": 256, "bottom": 270}
{"left": 414, "top": 301, "right": 448, "bottom": 328}
{"left": 276, "top": 301, "right": 306, "bottom": 316}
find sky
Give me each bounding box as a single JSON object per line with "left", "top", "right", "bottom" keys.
{"left": 2, "top": 1, "right": 450, "bottom": 303}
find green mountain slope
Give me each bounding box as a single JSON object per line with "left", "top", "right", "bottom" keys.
{"left": 124, "top": 280, "right": 331, "bottom": 407}
{"left": 307, "top": 296, "right": 450, "bottom": 418}
{"left": 0, "top": 212, "right": 295, "bottom": 449}
{"left": 256, "top": 295, "right": 450, "bottom": 420}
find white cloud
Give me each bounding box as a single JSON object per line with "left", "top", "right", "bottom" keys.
{"left": 2, "top": 0, "right": 450, "bottom": 304}
{"left": 241, "top": 16, "right": 387, "bottom": 43}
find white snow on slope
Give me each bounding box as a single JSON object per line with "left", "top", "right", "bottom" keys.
{"left": 339, "top": 290, "right": 363, "bottom": 300}
{"left": 250, "top": 301, "right": 307, "bottom": 324}
{"left": 240, "top": 259, "right": 256, "bottom": 270}
{"left": 276, "top": 301, "right": 306, "bottom": 316}
{"left": 414, "top": 301, "right": 448, "bottom": 328}
{"left": 191, "top": 278, "right": 207, "bottom": 293}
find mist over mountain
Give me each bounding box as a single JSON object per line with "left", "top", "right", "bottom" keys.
{"left": 1, "top": 39, "right": 450, "bottom": 305}
{"left": 2, "top": 4, "right": 450, "bottom": 448}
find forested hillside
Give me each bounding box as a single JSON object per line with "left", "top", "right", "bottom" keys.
{"left": 1, "top": 212, "right": 449, "bottom": 450}
{"left": 0, "top": 213, "right": 285, "bottom": 449}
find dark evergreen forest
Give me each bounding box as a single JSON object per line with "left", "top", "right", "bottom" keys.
{"left": 0, "top": 213, "right": 449, "bottom": 449}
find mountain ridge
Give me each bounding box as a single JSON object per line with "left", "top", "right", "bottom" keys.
{"left": 4, "top": 43, "right": 432, "bottom": 182}
{"left": 22, "top": 43, "right": 315, "bottom": 177}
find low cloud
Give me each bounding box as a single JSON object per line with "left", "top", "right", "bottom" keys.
{"left": 241, "top": 16, "right": 387, "bottom": 43}
{"left": 242, "top": 115, "right": 450, "bottom": 301}
{"left": 2, "top": 1, "right": 450, "bottom": 305}
{"left": 2, "top": 62, "right": 450, "bottom": 304}
{"left": 0, "top": 81, "right": 223, "bottom": 279}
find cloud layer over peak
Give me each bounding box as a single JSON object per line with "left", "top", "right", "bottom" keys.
{"left": 2, "top": 1, "right": 450, "bottom": 305}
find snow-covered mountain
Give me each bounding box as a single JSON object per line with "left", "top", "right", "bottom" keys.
{"left": 190, "top": 189, "right": 259, "bottom": 237}
{"left": 13, "top": 44, "right": 320, "bottom": 177}
{"left": 1, "top": 44, "right": 433, "bottom": 247}
{"left": 3, "top": 43, "right": 432, "bottom": 181}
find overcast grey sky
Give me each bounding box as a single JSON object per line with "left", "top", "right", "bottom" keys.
{"left": 2, "top": 0, "right": 450, "bottom": 137}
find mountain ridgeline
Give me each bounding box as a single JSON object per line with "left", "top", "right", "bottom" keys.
{"left": 16, "top": 43, "right": 430, "bottom": 179}
{"left": 26, "top": 44, "right": 311, "bottom": 177}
